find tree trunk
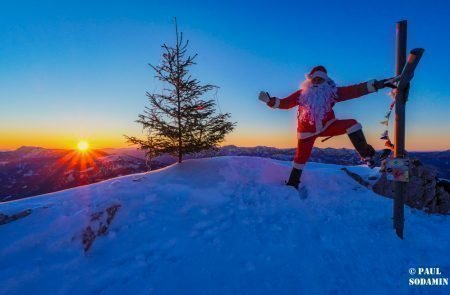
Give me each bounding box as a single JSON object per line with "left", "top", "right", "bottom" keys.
{"left": 175, "top": 21, "right": 183, "bottom": 164}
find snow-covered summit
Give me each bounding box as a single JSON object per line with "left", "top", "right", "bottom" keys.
{"left": 1, "top": 156, "right": 449, "bottom": 294}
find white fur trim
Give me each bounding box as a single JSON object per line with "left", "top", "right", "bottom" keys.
{"left": 273, "top": 98, "right": 280, "bottom": 108}
{"left": 346, "top": 123, "right": 362, "bottom": 134}
{"left": 297, "top": 118, "right": 337, "bottom": 139}
{"left": 367, "top": 79, "right": 376, "bottom": 93}
{"left": 293, "top": 162, "right": 305, "bottom": 169}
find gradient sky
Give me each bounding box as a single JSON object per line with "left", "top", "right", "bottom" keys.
{"left": 1, "top": 0, "right": 449, "bottom": 151}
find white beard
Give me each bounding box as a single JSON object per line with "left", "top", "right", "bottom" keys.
{"left": 298, "top": 78, "right": 338, "bottom": 126}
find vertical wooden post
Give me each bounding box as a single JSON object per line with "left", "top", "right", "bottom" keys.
{"left": 393, "top": 20, "right": 407, "bottom": 239}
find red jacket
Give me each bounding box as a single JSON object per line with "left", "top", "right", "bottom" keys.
{"left": 268, "top": 80, "right": 377, "bottom": 139}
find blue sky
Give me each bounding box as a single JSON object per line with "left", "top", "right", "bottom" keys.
{"left": 1, "top": 0, "right": 449, "bottom": 150}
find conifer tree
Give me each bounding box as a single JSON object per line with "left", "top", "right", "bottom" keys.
{"left": 125, "top": 21, "right": 235, "bottom": 166}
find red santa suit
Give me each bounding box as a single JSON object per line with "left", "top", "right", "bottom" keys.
{"left": 267, "top": 74, "right": 377, "bottom": 169}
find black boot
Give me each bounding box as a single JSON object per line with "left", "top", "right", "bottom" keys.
{"left": 286, "top": 168, "right": 302, "bottom": 189}
{"left": 348, "top": 129, "right": 376, "bottom": 168}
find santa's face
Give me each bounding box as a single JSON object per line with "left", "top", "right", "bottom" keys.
{"left": 300, "top": 76, "right": 336, "bottom": 96}
{"left": 311, "top": 77, "right": 325, "bottom": 85}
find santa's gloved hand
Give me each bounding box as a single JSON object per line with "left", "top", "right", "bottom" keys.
{"left": 258, "top": 91, "right": 271, "bottom": 103}
{"left": 374, "top": 76, "right": 401, "bottom": 90}
{"left": 373, "top": 79, "right": 388, "bottom": 90}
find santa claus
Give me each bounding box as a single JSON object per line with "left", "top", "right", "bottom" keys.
{"left": 259, "top": 65, "right": 394, "bottom": 189}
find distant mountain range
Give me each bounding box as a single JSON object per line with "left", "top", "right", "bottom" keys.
{"left": 0, "top": 147, "right": 147, "bottom": 202}
{"left": 1, "top": 145, "right": 448, "bottom": 202}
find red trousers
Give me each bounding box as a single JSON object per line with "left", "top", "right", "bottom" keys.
{"left": 293, "top": 119, "right": 359, "bottom": 169}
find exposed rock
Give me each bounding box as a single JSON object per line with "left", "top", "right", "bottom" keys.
{"left": 373, "top": 158, "right": 449, "bottom": 214}
{"left": 0, "top": 209, "right": 32, "bottom": 226}
{"left": 341, "top": 168, "right": 371, "bottom": 188}
{"left": 436, "top": 182, "right": 450, "bottom": 214}
{"left": 82, "top": 204, "right": 121, "bottom": 252}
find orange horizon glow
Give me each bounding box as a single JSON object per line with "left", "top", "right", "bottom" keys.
{"left": 1, "top": 131, "right": 449, "bottom": 152}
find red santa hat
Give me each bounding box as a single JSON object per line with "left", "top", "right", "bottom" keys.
{"left": 306, "top": 65, "right": 328, "bottom": 80}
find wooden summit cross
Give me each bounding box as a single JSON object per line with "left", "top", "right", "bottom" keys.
{"left": 392, "top": 20, "right": 424, "bottom": 239}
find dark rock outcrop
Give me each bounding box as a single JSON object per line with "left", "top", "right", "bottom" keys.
{"left": 373, "top": 159, "right": 450, "bottom": 214}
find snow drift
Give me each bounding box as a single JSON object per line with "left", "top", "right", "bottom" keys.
{"left": 1, "top": 156, "right": 449, "bottom": 294}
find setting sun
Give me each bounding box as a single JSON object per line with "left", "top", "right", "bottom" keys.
{"left": 77, "top": 140, "right": 89, "bottom": 152}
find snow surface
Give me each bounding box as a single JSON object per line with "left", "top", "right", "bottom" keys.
{"left": 0, "top": 156, "right": 449, "bottom": 294}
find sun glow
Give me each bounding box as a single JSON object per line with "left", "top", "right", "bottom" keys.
{"left": 77, "top": 140, "right": 89, "bottom": 152}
